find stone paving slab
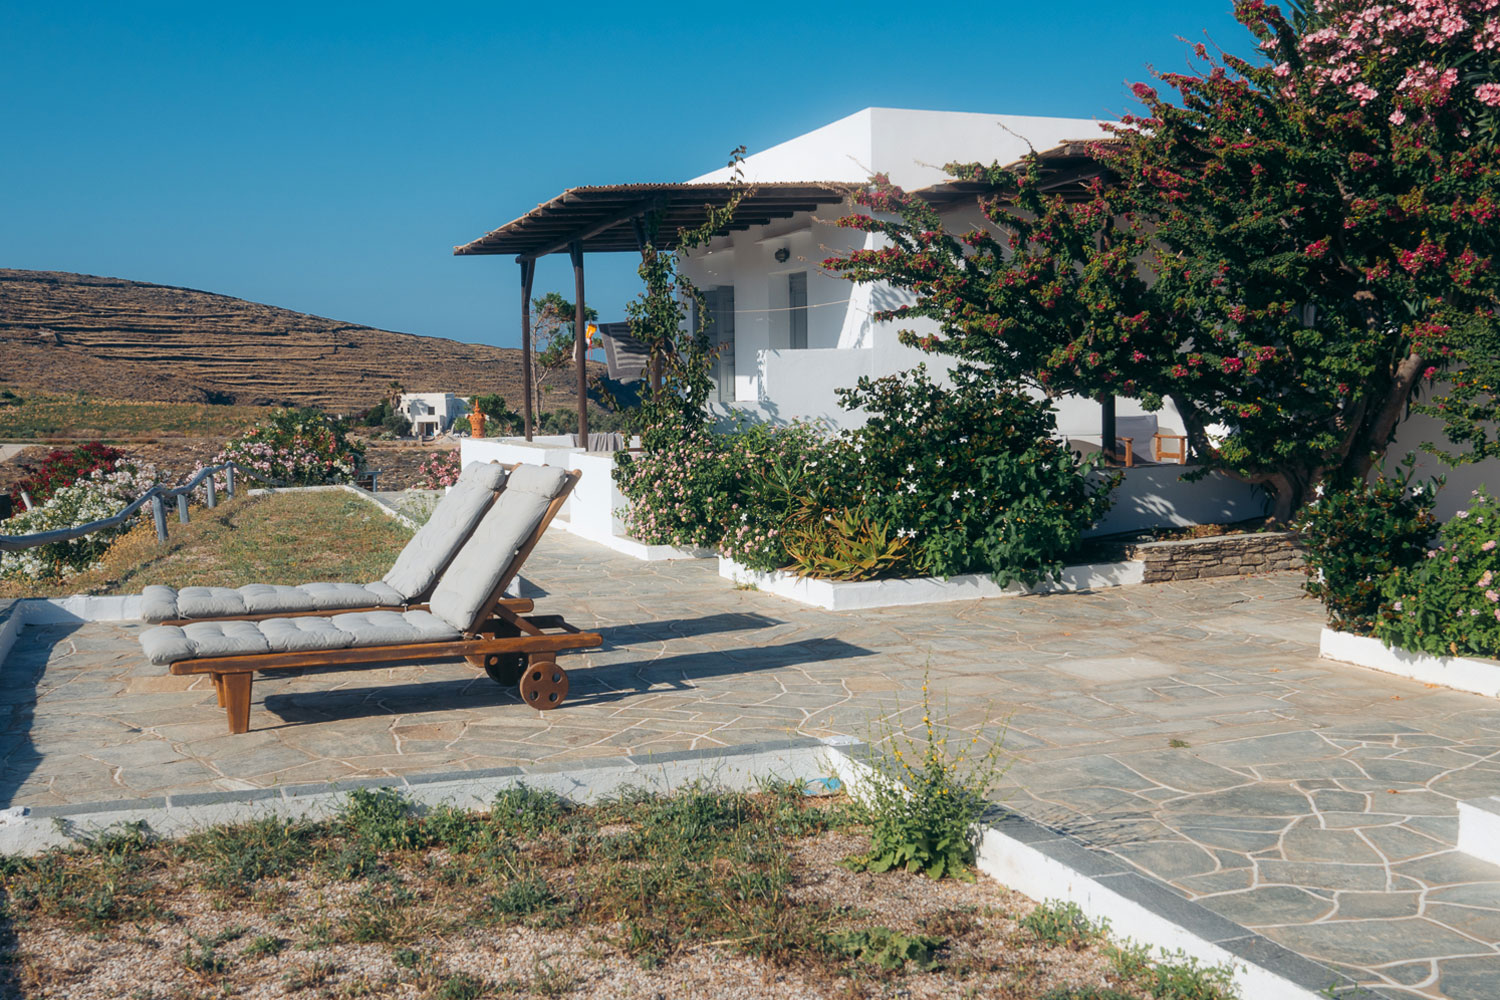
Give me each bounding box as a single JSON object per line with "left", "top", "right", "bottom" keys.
{"left": 3, "top": 532, "right": 1500, "bottom": 997}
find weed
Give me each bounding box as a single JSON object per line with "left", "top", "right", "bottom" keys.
{"left": 322, "top": 842, "right": 381, "bottom": 880}
{"left": 1041, "top": 989, "right": 1139, "bottom": 1000}
{"left": 392, "top": 947, "right": 422, "bottom": 969}
{"left": 342, "top": 787, "right": 431, "bottom": 851}
{"left": 1020, "top": 900, "right": 1105, "bottom": 949}
{"left": 180, "top": 940, "right": 228, "bottom": 976}
{"left": 300, "top": 918, "right": 337, "bottom": 950}
{"left": 918, "top": 906, "right": 981, "bottom": 939}
{"left": 177, "top": 816, "right": 319, "bottom": 896}
{"left": 1109, "top": 944, "right": 1239, "bottom": 1000}
{"left": 241, "top": 935, "right": 284, "bottom": 958}
{"left": 489, "top": 784, "right": 571, "bottom": 838}
{"left": 2, "top": 850, "right": 159, "bottom": 930}
{"left": 824, "top": 926, "right": 945, "bottom": 971}
{"left": 433, "top": 971, "right": 489, "bottom": 1000}
{"left": 483, "top": 875, "right": 561, "bottom": 921}
{"left": 283, "top": 960, "right": 340, "bottom": 990}
{"left": 1168, "top": 738, "right": 1191, "bottom": 748}
{"left": 847, "top": 670, "right": 1012, "bottom": 880}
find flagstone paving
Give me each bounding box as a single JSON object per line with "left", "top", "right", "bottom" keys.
{"left": 4, "top": 532, "right": 1500, "bottom": 997}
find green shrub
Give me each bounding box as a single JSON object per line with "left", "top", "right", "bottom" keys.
{"left": 1292, "top": 463, "right": 1440, "bottom": 631}
{"left": 176, "top": 816, "right": 319, "bottom": 895}
{"left": 341, "top": 787, "right": 430, "bottom": 851}
{"left": 1376, "top": 486, "right": 1500, "bottom": 658}
{"left": 489, "top": 785, "right": 570, "bottom": 838}
{"left": 8, "top": 442, "right": 125, "bottom": 505}
{"left": 824, "top": 926, "right": 945, "bottom": 971}
{"left": 0, "top": 457, "right": 162, "bottom": 581}
{"left": 846, "top": 675, "right": 1011, "bottom": 880}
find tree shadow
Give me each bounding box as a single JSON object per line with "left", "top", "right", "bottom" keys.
{"left": 0, "top": 620, "right": 85, "bottom": 810}
{"left": 594, "top": 611, "right": 785, "bottom": 644}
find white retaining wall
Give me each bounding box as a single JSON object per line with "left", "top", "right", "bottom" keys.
{"left": 1318, "top": 627, "right": 1500, "bottom": 699}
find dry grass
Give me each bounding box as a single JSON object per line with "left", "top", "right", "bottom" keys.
{"left": 0, "top": 786, "right": 1192, "bottom": 1000}
{"left": 0, "top": 389, "right": 269, "bottom": 441}
{"left": 0, "top": 490, "right": 412, "bottom": 599}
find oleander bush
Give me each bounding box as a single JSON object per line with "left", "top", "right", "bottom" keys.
{"left": 212, "top": 408, "right": 364, "bottom": 487}
{"left": 7, "top": 441, "right": 125, "bottom": 506}
{"left": 1292, "top": 464, "right": 1441, "bottom": 632}
{"left": 1376, "top": 487, "right": 1500, "bottom": 659}
{"left": 0, "top": 457, "right": 163, "bottom": 581}
{"left": 415, "top": 450, "right": 462, "bottom": 489}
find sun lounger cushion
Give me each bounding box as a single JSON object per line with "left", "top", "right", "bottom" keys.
{"left": 139, "top": 610, "right": 462, "bottom": 665}
{"left": 137, "top": 461, "right": 508, "bottom": 623}
{"left": 381, "top": 462, "right": 509, "bottom": 600}
{"left": 429, "top": 464, "right": 570, "bottom": 631}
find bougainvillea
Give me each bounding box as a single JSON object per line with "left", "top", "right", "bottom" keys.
{"left": 824, "top": 0, "right": 1500, "bottom": 520}
{"left": 8, "top": 442, "right": 126, "bottom": 506}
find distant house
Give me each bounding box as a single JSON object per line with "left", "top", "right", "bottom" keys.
{"left": 398, "top": 392, "right": 467, "bottom": 436}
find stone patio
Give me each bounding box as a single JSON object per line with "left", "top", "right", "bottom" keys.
{"left": 4, "top": 531, "right": 1500, "bottom": 998}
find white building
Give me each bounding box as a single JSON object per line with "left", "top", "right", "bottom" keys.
{"left": 398, "top": 392, "right": 468, "bottom": 437}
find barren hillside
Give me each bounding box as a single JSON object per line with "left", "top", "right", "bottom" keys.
{"left": 0, "top": 269, "right": 583, "bottom": 412}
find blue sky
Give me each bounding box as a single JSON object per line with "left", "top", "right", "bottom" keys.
{"left": 1, "top": 1, "right": 1243, "bottom": 350}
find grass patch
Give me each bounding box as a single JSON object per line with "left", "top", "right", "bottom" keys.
{"left": 0, "top": 388, "right": 269, "bottom": 440}
{"left": 0, "top": 489, "right": 411, "bottom": 598}
{"left": 1, "top": 785, "right": 1236, "bottom": 999}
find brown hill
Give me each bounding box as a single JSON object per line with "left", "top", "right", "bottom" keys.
{"left": 0, "top": 269, "right": 588, "bottom": 412}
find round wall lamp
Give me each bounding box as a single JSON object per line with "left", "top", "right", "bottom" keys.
{"left": 773, "top": 247, "right": 790, "bottom": 264}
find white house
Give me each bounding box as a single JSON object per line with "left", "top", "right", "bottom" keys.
{"left": 398, "top": 392, "right": 468, "bottom": 437}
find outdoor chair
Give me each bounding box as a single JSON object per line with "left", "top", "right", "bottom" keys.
{"left": 139, "top": 460, "right": 514, "bottom": 625}
{"left": 137, "top": 464, "right": 600, "bottom": 734}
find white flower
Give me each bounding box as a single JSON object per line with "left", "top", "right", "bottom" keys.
{"left": 1314, "top": 484, "right": 1325, "bottom": 497}
{"left": 936, "top": 459, "right": 945, "bottom": 467}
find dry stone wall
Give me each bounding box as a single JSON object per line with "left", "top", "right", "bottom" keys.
{"left": 1127, "top": 531, "right": 1303, "bottom": 584}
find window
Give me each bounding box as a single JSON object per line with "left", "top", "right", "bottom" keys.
{"left": 787, "top": 271, "right": 807, "bottom": 350}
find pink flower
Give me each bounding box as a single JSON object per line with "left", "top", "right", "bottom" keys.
{"left": 1483, "top": 539, "right": 1497, "bottom": 552}
{"left": 1476, "top": 82, "right": 1500, "bottom": 106}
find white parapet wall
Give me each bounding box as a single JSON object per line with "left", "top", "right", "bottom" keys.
{"left": 719, "top": 557, "right": 1144, "bottom": 611}
{"left": 1318, "top": 627, "right": 1500, "bottom": 699}
{"left": 461, "top": 437, "right": 713, "bottom": 562}
{"left": 1457, "top": 797, "right": 1500, "bottom": 868}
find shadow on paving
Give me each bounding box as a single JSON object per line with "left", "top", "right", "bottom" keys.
{"left": 0, "top": 622, "right": 85, "bottom": 810}
{"left": 259, "top": 638, "right": 874, "bottom": 727}
{"left": 596, "top": 611, "right": 786, "bottom": 644}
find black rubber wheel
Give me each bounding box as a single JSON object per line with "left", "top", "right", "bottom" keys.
{"left": 479, "top": 652, "right": 527, "bottom": 686}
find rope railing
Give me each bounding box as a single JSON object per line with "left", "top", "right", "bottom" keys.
{"left": 0, "top": 461, "right": 290, "bottom": 553}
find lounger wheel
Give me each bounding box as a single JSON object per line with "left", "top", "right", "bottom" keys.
{"left": 518, "top": 656, "right": 569, "bottom": 710}
{"left": 469, "top": 651, "right": 526, "bottom": 686}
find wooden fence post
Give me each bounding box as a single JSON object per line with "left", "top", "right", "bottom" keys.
{"left": 224, "top": 464, "right": 235, "bottom": 498}
{"left": 206, "top": 475, "right": 218, "bottom": 509}
{"left": 151, "top": 495, "right": 167, "bottom": 543}
{"left": 177, "top": 494, "right": 190, "bottom": 524}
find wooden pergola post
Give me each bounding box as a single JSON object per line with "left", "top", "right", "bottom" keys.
{"left": 519, "top": 258, "right": 535, "bottom": 441}
{"left": 570, "top": 240, "right": 589, "bottom": 444}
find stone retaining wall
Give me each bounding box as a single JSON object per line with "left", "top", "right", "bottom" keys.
{"left": 1128, "top": 531, "right": 1302, "bottom": 583}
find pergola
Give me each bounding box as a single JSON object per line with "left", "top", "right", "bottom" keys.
{"left": 453, "top": 182, "right": 856, "bottom": 440}
{"left": 452, "top": 140, "right": 1116, "bottom": 443}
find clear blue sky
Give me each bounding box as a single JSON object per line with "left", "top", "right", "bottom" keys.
{"left": 1, "top": 1, "right": 1243, "bottom": 350}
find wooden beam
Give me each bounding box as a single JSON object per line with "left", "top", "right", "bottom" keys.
{"left": 571, "top": 241, "right": 589, "bottom": 444}
{"left": 516, "top": 196, "right": 665, "bottom": 262}
{"left": 520, "top": 258, "right": 535, "bottom": 440}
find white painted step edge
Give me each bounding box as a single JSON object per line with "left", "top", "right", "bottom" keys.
{"left": 1319, "top": 627, "right": 1500, "bottom": 699}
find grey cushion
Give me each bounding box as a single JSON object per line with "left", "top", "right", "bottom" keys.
{"left": 296, "top": 582, "right": 390, "bottom": 610}
{"left": 176, "top": 587, "right": 251, "bottom": 618}
{"left": 238, "top": 584, "right": 318, "bottom": 614}
{"left": 139, "top": 610, "right": 460, "bottom": 665}
{"left": 140, "top": 620, "right": 271, "bottom": 665}
{"left": 381, "top": 461, "right": 509, "bottom": 601}
{"left": 261, "top": 617, "right": 357, "bottom": 653}
{"left": 140, "top": 586, "right": 181, "bottom": 623}
{"left": 329, "top": 609, "right": 462, "bottom": 645}
{"left": 428, "top": 464, "right": 570, "bottom": 631}
{"left": 362, "top": 580, "right": 407, "bottom": 606}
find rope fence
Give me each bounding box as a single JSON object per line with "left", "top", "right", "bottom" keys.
{"left": 0, "top": 461, "right": 289, "bottom": 553}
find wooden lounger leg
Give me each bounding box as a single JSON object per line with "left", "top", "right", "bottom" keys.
{"left": 222, "top": 673, "right": 253, "bottom": 734}
{"left": 211, "top": 673, "right": 226, "bottom": 707}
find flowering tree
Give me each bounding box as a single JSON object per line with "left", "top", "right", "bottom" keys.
{"left": 213, "top": 408, "right": 364, "bottom": 486}
{"left": 826, "top": 0, "right": 1500, "bottom": 520}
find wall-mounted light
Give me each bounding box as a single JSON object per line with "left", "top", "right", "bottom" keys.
{"left": 774, "top": 247, "right": 790, "bottom": 264}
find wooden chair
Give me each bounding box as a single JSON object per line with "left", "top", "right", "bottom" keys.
{"left": 1152, "top": 434, "right": 1189, "bottom": 464}
{"left": 139, "top": 466, "right": 600, "bottom": 734}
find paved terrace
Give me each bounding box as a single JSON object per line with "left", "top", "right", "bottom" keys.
{"left": 4, "top": 533, "right": 1500, "bottom": 998}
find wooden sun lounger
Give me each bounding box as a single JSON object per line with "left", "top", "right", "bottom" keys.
{"left": 159, "top": 469, "right": 601, "bottom": 734}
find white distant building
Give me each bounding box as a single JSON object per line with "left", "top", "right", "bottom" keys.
{"left": 398, "top": 392, "right": 467, "bottom": 436}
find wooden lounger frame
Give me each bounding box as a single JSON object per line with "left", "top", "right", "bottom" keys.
{"left": 157, "top": 462, "right": 520, "bottom": 627}
{"left": 168, "top": 470, "right": 601, "bottom": 734}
